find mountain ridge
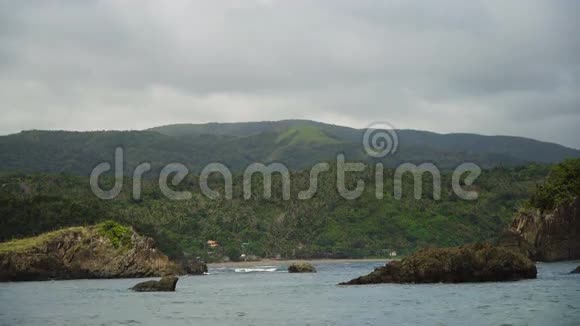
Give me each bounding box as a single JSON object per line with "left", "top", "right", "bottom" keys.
{"left": 0, "top": 120, "right": 578, "bottom": 176}
{"left": 148, "top": 119, "right": 580, "bottom": 149}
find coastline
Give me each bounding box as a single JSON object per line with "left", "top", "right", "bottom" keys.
{"left": 207, "top": 258, "right": 390, "bottom": 268}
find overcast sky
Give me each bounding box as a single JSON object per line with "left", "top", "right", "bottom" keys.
{"left": 1, "top": 0, "right": 579, "bottom": 148}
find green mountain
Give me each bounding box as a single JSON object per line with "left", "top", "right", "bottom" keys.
{"left": 275, "top": 125, "right": 342, "bottom": 145}
{"left": 1, "top": 120, "right": 578, "bottom": 176}
{"left": 0, "top": 120, "right": 578, "bottom": 261}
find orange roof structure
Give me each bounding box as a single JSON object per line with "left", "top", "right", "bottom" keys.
{"left": 207, "top": 240, "right": 219, "bottom": 248}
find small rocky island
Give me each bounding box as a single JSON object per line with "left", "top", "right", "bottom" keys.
{"left": 340, "top": 243, "right": 536, "bottom": 285}
{"left": 288, "top": 262, "right": 317, "bottom": 273}
{"left": 182, "top": 259, "right": 209, "bottom": 275}
{"left": 0, "top": 221, "right": 183, "bottom": 282}
{"left": 131, "top": 276, "right": 179, "bottom": 292}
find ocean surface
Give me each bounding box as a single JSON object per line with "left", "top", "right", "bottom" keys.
{"left": 1, "top": 260, "right": 579, "bottom": 326}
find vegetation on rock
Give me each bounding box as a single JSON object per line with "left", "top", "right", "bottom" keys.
{"left": 340, "top": 243, "right": 537, "bottom": 285}
{"left": 0, "top": 226, "right": 87, "bottom": 254}
{"left": 98, "top": 220, "right": 132, "bottom": 249}
{"left": 529, "top": 159, "right": 580, "bottom": 212}
{"left": 288, "top": 262, "right": 317, "bottom": 273}
{"left": 0, "top": 224, "right": 181, "bottom": 282}
{"left": 499, "top": 159, "right": 580, "bottom": 261}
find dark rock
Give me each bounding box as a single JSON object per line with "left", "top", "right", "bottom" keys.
{"left": 570, "top": 266, "right": 580, "bottom": 274}
{"left": 182, "top": 259, "right": 208, "bottom": 275}
{"left": 288, "top": 262, "right": 316, "bottom": 273}
{"left": 131, "top": 276, "right": 179, "bottom": 292}
{"left": 498, "top": 197, "right": 580, "bottom": 262}
{"left": 496, "top": 230, "right": 537, "bottom": 259}
{"left": 339, "top": 243, "right": 537, "bottom": 285}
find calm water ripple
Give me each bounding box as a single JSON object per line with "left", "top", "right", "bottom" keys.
{"left": 0, "top": 261, "right": 579, "bottom": 326}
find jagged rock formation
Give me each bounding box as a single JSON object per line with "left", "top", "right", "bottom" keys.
{"left": 498, "top": 197, "right": 580, "bottom": 261}
{"left": 288, "top": 262, "right": 317, "bottom": 273}
{"left": 131, "top": 276, "right": 179, "bottom": 292}
{"left": 339, "top": 243, "right": 536, "bottom": 285}
{"left": 0, "top": 223, "right": 182, "bottom": 282}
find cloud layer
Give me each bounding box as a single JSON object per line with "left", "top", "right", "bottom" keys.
{"left": 1, "top": 0, "right": 579, "bottom": 148}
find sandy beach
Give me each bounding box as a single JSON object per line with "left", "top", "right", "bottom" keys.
{"left": 207, "top": 258, "right": 389, "bottom": 268}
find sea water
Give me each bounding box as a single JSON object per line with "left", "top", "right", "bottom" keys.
{"left": 0, "top": 261, "right": 579, "bottom": 326}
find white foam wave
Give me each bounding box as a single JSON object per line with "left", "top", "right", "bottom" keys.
{"left": 234, "top": 267, "right": 278, "bottom": 273}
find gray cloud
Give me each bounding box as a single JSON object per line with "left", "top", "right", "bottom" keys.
{"left": 0, "top": 0, "right": 579, "bottom": 148}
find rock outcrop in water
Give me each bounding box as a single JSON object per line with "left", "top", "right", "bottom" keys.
{"left": 182, "top": 259, "right": 208, "bottom": 275}
{"left": 131, "top": 276, "right": 179, "bottom": 292}
{"left": 570, "top": 266, "right": 580, "bottom": 274}
{"left": 0, "top": 222, "right": 182, "bottom": 282}
{"left": 339, "top": 243, "right": 536, "bottom": 285}
{"left": 498, "top": 197, "right": 580, "bottom": 262}
{"left": 288, "top": 262, "right": 316, "bottom": 273}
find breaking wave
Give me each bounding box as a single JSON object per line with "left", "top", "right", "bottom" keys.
{"left": 234, "top": 266, "right": 279, "bottom": 273}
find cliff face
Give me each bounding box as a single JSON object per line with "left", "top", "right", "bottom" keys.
{"left": 499, "top": 197, "right": 580, "bottom": 262}
{"left": 0, "top": 224, "right": 182, "bottom": 281}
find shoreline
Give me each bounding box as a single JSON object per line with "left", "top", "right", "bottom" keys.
{"left": 207, "top": 258, "right": 390, "bottom": 268}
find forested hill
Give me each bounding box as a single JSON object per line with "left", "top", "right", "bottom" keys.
{"left": 150, "top": 120, "right": 580, "bottom": 163}
{"left": 0, "top": 120, "right": 578, "bottom": 175}
{"left": 0, "top": 162, "right": 552, "bottom": 260}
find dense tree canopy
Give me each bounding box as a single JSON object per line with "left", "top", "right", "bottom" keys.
{"left": 529, "top": 159, "right": 580, "bottom": 211}
{"left": 0, "top": 162, "right": 552, "bottom": 261}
